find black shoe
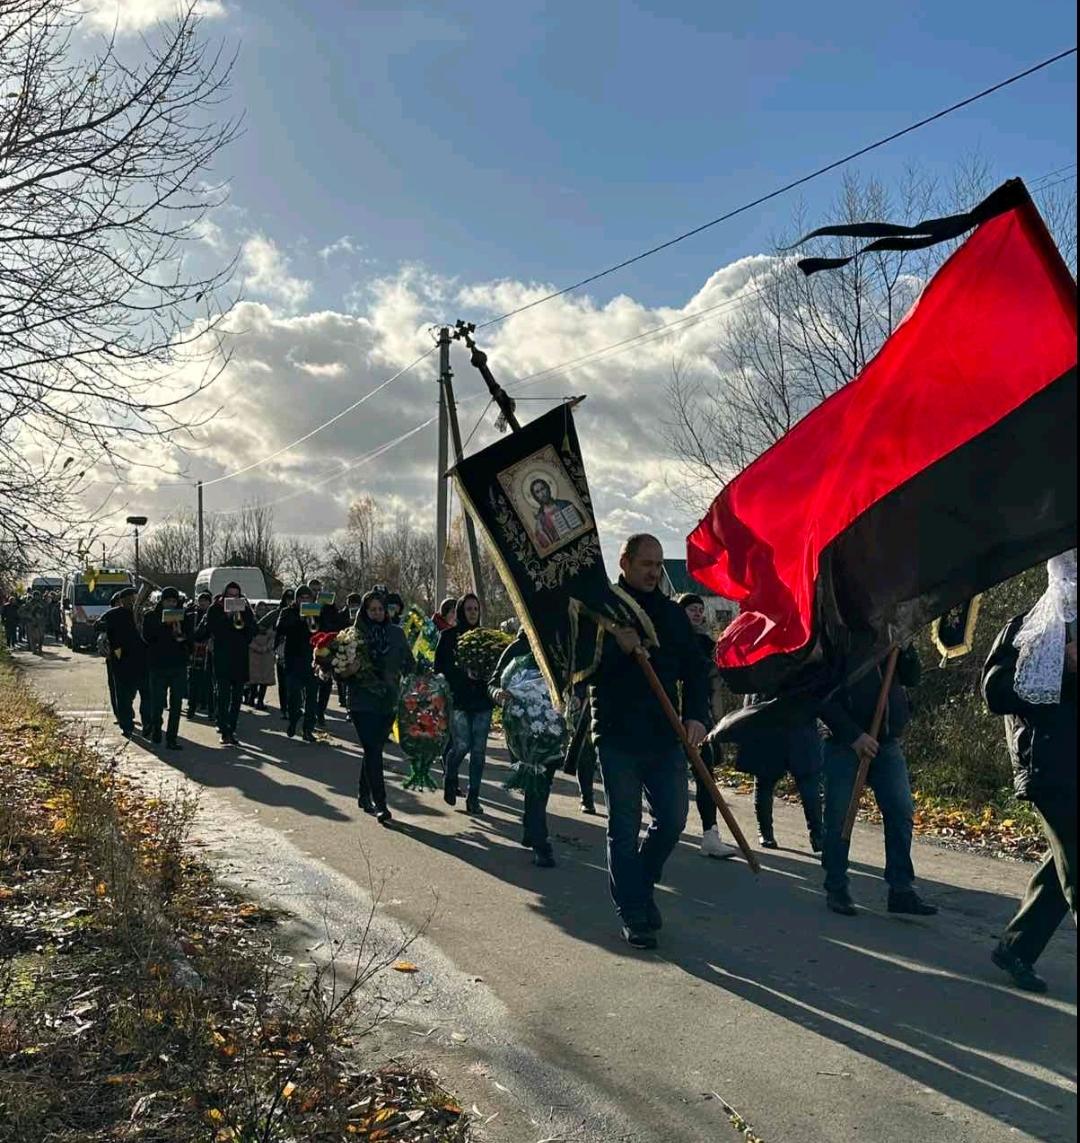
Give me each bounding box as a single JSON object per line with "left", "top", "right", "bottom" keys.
{"left": 621, "top": 925, "right": 658, "bottom": 950}
{"left": 991, "top": 943, "right": 1048, "bottom": 993}
{"left": 465, "top": 798, "right": 482, "bottom": 816}
{"left": 185, "top": 708, "right": 196, "bottom": 720}
{"left": 166, "top": 739, "right": 182, "bottom": 751}
{"left": 150, "top": 730, "right": 163, "bottom": 745}
{"left": 280, "top": 711, "right": 289, "bottom": 720}
{"left": 376, "top": 807, "right": 393, "bottom": 826}
{"left": 286, "top": 722, "right": 297, "bottom": 738}
{"left": 580, "top": 799, "right": 597, "bottom": 815}
{"left": 358, "top": 794, "right": 376, "bottom": 814}
{"left": 532, "top": 846, "right": 556, "bottom": 868}
{"left": 302, "top": 731, "right": 317, "bottom": 743}
{"left": 888, "top": 891, "right": 938, "bottom": 917}
{"left": 645, "top": 901, "right": 663, "bottom": 932}
{"left": 758, "top": 832, "right": 779, "bottom": 850}
{"left": 827, "top": 892, "right": 858, "bottom": 916}
{"left": 442, "top": 774, "right": 458, "bottom": 807}
{"left": 808, "top": 830, "right": 823, "bottom": 854}
{"left": 316, "top": 715, "right": 327, "bottom": 728}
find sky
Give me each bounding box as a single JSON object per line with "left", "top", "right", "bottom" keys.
{"left": 80, "top": 0, "right": 1078, "bottom": 570}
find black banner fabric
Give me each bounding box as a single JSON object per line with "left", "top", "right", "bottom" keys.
{"left": 451, "top": 405, "right": 629, "bottom": 707}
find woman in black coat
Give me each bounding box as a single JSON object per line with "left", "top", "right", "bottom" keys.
{"left": 982, "top": 549, "right": 1076, "bottom": 993}
{"left": 195, "top": 581, "right": 257, "bottom": 746}
{"left": 734, "top": 697, "right": 823, "bottom": 851}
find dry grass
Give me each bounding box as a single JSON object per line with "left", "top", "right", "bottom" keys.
{"left": 0, "top": 649, "right": 470, "bottom": 1142}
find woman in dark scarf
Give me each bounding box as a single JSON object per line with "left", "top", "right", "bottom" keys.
{"left": 348, "top": 590, "right": 414, "bottom": 824}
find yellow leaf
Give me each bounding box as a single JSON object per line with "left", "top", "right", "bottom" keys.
{"left": 206, "top": 1108, "right": 224, "bottom": 1124}
{"left": 1001, "top": 819, "right": 1015, "bottom": 828}
{"left": 95, "top": 882, "right": 108, "bottom": 897}
{"left": 392, "top": 961, "right": 419, "bottom": 973}
{"left": 281, "top": 1081, "right": 297, "bottom": 1100}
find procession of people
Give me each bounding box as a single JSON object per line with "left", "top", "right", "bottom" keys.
{"left": 3, "top": 537, "right": 1075, "bottom": 992}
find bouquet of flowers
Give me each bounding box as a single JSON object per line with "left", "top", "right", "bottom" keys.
{"left": 397, "top": 673, "right": 452, "bottom": 791}
{"left": 312, "top": 627, "right": 375, "bottom": 684}
{"left": 456, "top": 627, "right": 513, "bottom": 683}
{"left": 403, "top": 605, "right": 440, "bottom": 672}
{"left": 499, "top": 655, "right": 567, "bottom": 795}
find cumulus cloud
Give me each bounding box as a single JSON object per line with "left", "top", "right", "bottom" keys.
{"left": 80, "top": 0, "right": 226, "bottom": 35}
{"left": 241, "top": 235, "right": 312, "bottom": 311}
{"left": 89, "top": 251, "right": 771, "bottom": 569}
{"left": 318, "top": 235, "right": 361, "bottom": 262}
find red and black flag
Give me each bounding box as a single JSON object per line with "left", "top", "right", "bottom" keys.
{"left": 687, "top": 179, "right": 1076, "bottom": 711}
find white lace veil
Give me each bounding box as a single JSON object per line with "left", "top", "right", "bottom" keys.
{"left": 1013, "top": 549, "right": 1077, "bottom": 705}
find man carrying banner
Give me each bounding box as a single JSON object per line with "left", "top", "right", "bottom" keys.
{"left": 591, "top": 534, "right": 710, "bottom": 949}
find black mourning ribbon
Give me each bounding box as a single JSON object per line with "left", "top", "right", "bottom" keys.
{"left": 787, "top": 178, "right": 1030, "bottom": 276}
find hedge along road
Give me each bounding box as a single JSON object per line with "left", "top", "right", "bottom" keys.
{"left": 17, "top": 645, "right": 1077, "bottom": 1143}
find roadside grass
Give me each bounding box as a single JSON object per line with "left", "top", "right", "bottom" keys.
{"left": 0, "top": 648, "right": 470, "bottom": 1142}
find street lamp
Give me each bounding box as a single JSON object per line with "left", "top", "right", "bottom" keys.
{"left": 126, "top": 516, "right": 148, "bottom": 583}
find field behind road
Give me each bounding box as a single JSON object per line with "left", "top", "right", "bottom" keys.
{"left": 15, "top": 645, "right": 1077, "bottom": 1143}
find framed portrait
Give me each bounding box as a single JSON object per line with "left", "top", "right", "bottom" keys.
{"left": 497, "top": 445, "right": 594, "bottom": 558}
{"left": 223, "top": 596, "right": 248, "bottom": 614}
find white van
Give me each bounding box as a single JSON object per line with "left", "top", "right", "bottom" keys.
{"left": 193, "top": 566, "right": 268, "bottom": 603}
{"left": 60, "top": 568, "right": 134, "bottom": 651}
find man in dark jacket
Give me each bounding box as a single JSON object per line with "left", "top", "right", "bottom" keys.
{"left": 819, "top": 645, "right": 936, "bottom": 917}
{"left": 983, "top": 550, "right": 1076, "bottom": 992}
{"left": 95, "top": 586, "right": 147, "bottom": 738}
{"left": 143, "top": 587, "right": 192, "bottom": 749}
{"left": 195, "top": 582, "right": 256, "bottom": 746}
{"left": 590, "top": 535, "right": 709, "bottom": 949}
{"left": 275, "top": 584, "right": 320, "bottom": 742}
{"left": 2, "top": 596, "right": 19, "bottom": 648}
{"left": 185, "top": 591, "right": 214, "bottom": 719}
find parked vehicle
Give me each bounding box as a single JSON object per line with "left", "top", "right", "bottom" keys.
{"left": 27, "top": 574, "right": 63, "bottom": 594}
{"left": 194, "top": 566, "right": 269, "bottom": 602}
{"left": 60, "top": 568, "right": 134, "bottom": 651}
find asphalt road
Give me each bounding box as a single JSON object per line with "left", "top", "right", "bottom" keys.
{"left": 16, "top": 644, "right": 1078, "bottom": 1143}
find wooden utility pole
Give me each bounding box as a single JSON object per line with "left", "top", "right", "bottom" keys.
{"left": 196, "top": 480, "right": 205, "bottom": 569}
{"left": 434, "top": 328, "right": 451, "bottom": 604}
{"left": 443, "top": 363, "right": 485, "bottom": 606}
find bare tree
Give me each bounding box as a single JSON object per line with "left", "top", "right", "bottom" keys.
{"left": 215, "top": 502, "right": 281, "bottom": 579}
{"left": 665, "top": 163, "right": 1076, "bottom": 511}
{"left": 0, "top": 0, "right": 239, "bottom": 573}
{"left": 280, "top": 537, "right": 323, "bottom": 589}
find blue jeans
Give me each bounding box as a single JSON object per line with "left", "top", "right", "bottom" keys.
{"left": 598, "top": 741, "right": 689, "bottom": 927}
{"left": 822, "top": 738, "right": 916, "bottom": 897}
{"left": 447, "top": 710, "right": 492, "bottom": 800}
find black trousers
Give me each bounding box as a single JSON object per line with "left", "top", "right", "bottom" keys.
{"left": 187, "top": 665, "right": 214, "bottom": 715}
{"left": 215, "top": 678, "right": 244, "bottom": 737}
{"left": 1002, "top": 795, "right": 1077, "bottom": 965}
{"left": 286, "top": 662, "right": 319, "bottom": 734}
{"left": 352, "top": 710, "right": 393, "bottom": 809}
{"left": 316, "top": 675, "right": 334, "bottom": 720}
{"left": 753, "top": 772, "right": 823, "bottom": 838}
{"left": 276, "top": 660, "right": 289, "bottom": 715}
{"left": 114, "top": 674, "right": 140, "bottom": 735}
{"left": 149, "top": 666, "right": 187, "bottom": 743}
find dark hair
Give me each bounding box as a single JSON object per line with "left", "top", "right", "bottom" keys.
{"left": 295, "top": 585, "right": 314, "bottom": 602}
{"left": 160, "top": 586, "right": 180, "bottom": 602}
{"left": 455, "top": 593, "right": 481, "bottom": 631}
{"left": 197, "top": 590, "right": 213, "bottom": 603}
{"left": 280, "top": 589, "right": 295, "bottom": 604}
{"left": 620, "top": 533, "right": 661, "bottom": 561}
{"left": 346, "top": 592, "right": 362, "bottom": 606}
{"left": 439, "top": 597, "right": 457, "bottom": 619}
{"left": 677, "top": 593, "right": 704, "bottom": 611}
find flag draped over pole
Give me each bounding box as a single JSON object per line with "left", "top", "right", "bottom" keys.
{"left": 686, "top": 179, "right": 1077, "bottom": 723}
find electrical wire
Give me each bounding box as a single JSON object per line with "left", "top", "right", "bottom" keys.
{"left": 476, "top": 46, "right": 1077, "bottom": 330}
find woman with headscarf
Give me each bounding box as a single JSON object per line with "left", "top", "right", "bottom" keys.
{"left": 246, "top": 601, "right": 277, "bottom": 710}
{"left": 434, "top": 593, "right": 493, "bottom": 814}
{"left": 348, "top": 590, "right": 414, "bottom": 824}
{"left": 195, "top": 581, "right": 257, "bottom": 747}
{"left": 983, "top": 549, "right": 1077, "bottom": 993}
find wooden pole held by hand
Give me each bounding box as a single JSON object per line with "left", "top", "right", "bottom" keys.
{"left": 632, "top": 647, "right": 761, "bottom": 874}
{"left": 840, "top": 647, "right": 901, "bottom": 842}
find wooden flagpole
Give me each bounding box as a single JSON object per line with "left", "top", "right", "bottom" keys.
{"left": 633, "top": 648, "right": 761, "bottom": 873}
{"left": 840, "top": 647, "right": 900, "bottom": 842}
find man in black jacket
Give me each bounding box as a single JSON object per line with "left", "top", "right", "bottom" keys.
{"left": 195, "top": 582, "right": 256, "bottom": 747}
{"left": 143, "top": 587, "right": 192, "bottom": 749}
{"left": 275, "top": 584, "right": 320, "bottom": 742}
{"left": 95, "top": 587, "right": 147, "bottom": 738}
{"left": 590, "top": 534, "right": 709, "bottom": 949}
{"left": 185, "top": 591, "right": 215, "bottom": 719}
{"left": 983, "top": 550, "right": 1076, "bottom": 992}
{"left": 819, "top": 645, "right": 936, "bottom": 917}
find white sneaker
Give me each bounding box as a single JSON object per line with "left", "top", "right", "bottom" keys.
{"left": 701, "top": 826, "right": 737, "bottom": 859}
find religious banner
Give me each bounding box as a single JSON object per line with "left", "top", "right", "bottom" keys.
{"left": 452, "top": 404, "right": 632, "bottom": 707}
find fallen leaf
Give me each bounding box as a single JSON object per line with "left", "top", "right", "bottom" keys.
{"left": 392, "top": 961, "right": 419, "bottom": 973}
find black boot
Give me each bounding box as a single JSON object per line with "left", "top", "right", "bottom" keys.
{"left": 753, "top": 779, "right": 778, "bottom": 848}
{"left": 443, "top": 770, "right": 458, "bottom": 807}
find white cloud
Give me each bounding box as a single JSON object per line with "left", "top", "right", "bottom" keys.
{"left": 318, "top": 236, "right": 361, "bottom": 262}
{"left": 241, "top": 235, "right": 312, "bottom": 311}
{"left": 87, "top": 253, "right": 770, "bottom": 572}
{"left": 80, "top": 0, "right": 227, "bottom": 35}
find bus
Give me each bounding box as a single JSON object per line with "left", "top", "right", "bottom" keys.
{"left": 60, "top": 568, "right": 134, "bottom": 651}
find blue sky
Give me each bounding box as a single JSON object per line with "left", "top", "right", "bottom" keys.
{"left": 91, "top": 0, "right": 1076, "bottom": 556}
{"left": 223, "top": 0, "right": 1077, "bottom": 311}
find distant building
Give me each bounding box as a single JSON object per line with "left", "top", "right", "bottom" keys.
{"left": 660, "top": 559, "right": 736, "bottom": 630}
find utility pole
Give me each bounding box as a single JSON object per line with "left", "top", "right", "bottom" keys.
{"left": 196, "top": 481, "right": 205, "bottom": 569}
{"left": 443, "top": 362, "right": 485, "bottom": 606}
{"left": 435, "top": 328, "right": 450, "bottom": 605}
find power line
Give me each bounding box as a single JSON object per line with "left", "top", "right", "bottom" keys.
{"left": 189, "top": 345, "right": 436, "bottom": 488}
{"left": 476, "top": 46, "right": 1077, "bottom": 330}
